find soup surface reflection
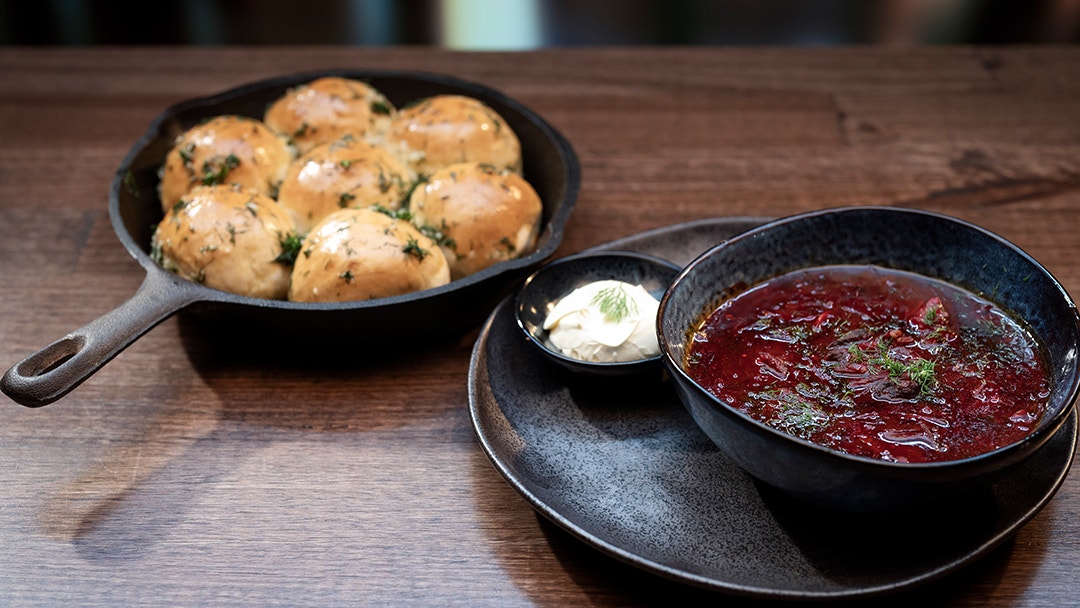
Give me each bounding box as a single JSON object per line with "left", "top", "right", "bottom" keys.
{"left": 684, "top": 265, "right": 1050, "bottom": 463}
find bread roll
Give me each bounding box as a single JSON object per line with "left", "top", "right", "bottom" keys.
{"left": 409, "top": 162, "right": 541, "bottom": 279}
{"left": 158, "top": 115, "right": 292, "bottom": 213}
{"left": 276, "top": 136, "right": 416, "bottom": 234}
{"left": 264, "top": 77, "right": 395, "bottom": 154}
{"left": 152, "top": 184, "right": 298, "bottom": 299}
{"left": 289, "top": 208, "right": 450, "bottom": 302}
{"left": 384, "top": 95, "right": 521, "bottom": 176}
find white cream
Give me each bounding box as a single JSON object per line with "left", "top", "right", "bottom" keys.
{"left": 542, "top": 280, "right": 661, "bottom": 363}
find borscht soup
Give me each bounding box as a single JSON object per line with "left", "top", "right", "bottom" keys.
{"left": 683, "top": 265, "right": 1051, "bottom": 464}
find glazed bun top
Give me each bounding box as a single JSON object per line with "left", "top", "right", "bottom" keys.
{"left": 384, "top": 95, "right": 521, "bottom": 176}
{"left": 152, "top": 184, "right": 298, "bottom": 300}
{"left": 276, "top": 136, "right": 416, "bottom": 234}
{"left": 409, "top": 162, "right": 541, "bottom": 279}
{"left": 264, "top": 77, "right": 396, "bottom": 155}
{"left": 288, "top": 208, "right": 450, "bottom": 303}
{"left": 158, "top": 115, "right": 293, "bottom": 213}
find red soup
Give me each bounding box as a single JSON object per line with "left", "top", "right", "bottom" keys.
{"left": 684, "top": 265, "right": 1050, "bottom": 463}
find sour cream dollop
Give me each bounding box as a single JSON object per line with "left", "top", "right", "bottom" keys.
{"left": 542, "top": 280, "right": 661, "bottom": 363}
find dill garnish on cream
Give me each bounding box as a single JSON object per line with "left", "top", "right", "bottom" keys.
{"left": 543, "top": 280, "right": 660, "bottom": 363}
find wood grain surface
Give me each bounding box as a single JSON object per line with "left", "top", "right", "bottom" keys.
{"left": 1, "top": 46, "right": 1079, "bottom": 606}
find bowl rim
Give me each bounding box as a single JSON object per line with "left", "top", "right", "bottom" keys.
{"left": 658, "top": 205, "right": 1080, "bottom": 473}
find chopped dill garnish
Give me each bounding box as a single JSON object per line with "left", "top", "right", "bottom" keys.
{"left": 923, "top": 302, "right": 941, "bottom": 325}
{"left": 906, "top": 358, "right": 937, "bottom": 395}
{"left": 591, "top": 284, "right": 638, "bottom": 323}
{"left": 870, "top": 344, "right": 938, "bottom": 396}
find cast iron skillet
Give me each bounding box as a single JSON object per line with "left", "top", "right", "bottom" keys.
{"left": 2, "top": 70, "right": 580, "bottom": 408}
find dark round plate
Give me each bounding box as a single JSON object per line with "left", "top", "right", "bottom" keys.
{"left": 467, "top": 217, "right": 1078, "bottom": 600}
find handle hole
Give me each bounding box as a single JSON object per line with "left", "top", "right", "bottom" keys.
{"left": 17, "top": 336, "right": 86, "bottom": 377}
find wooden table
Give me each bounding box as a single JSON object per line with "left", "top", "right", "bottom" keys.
{"left": 2, "top": 47, "right": 1079, "bottom": 606}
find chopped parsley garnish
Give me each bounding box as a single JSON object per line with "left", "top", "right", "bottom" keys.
{"left": 403, "top": 175, "right": 429, "bottom": 201}
{"left": 373, "top": 204, "right": 413, "bottom": 221}
{"left": 274, "top": 233, "right": 304, "bottom": 265}
{"left": 150, "top": 241, "right": 164, "bottom": 264}
{"left": 403, "top": 238, "right": 428, "bottom": 261}
{"left": 178, "top": 142, "right": 196, "bottom": 168}
{"left": 498, "top": 236, "right": 517, "bottom": 254}
{"left": 123, "top": 170, "right": 141, "bottom": 198}
{"left": 370, "top": 100, "right": 392, "bottom": 115}
{"left": 418, "top": 222, "right": 455, "bottom": 250}
{"left": 340, "top": 269, "right": 354, "bottom": 283}
{"left": 339, "top": 192, "right": 356, "bottom": 208}
{"left": 201, "top": 153, "right": 241, "bottom": 186}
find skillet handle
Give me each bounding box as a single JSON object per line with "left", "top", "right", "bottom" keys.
{"left": 1, "top": 271, "right": 201, "bottom": 407}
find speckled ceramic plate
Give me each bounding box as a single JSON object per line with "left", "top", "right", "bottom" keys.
{"left": 467, "top": 217, "right": 1078, "bottom": 600}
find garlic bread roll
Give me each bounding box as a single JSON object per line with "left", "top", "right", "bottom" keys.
{"left": 264, "top": 77, "right": 395, "bottom": 154}
{"left": 289, "top": 208, "right": 450, "bottom": 302}
{"left": 151, "top": 185, "right": 299, "bottom": 300}
{"left": 384, "top": 95, "right": 521, "bottom": 176}
{"left": 276, "top": 137, "right": 415, "bottom": 234}
{"left": 409, "top": 162, "right": 541, "bottom": 279}
{"left": 158, "top": 115, "right": 293, "bottom": 213}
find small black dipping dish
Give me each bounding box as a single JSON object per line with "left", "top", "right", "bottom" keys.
{"left": 515, "top": 251, "right": 681, "bottom": 376}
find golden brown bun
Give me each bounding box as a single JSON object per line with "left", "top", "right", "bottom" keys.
{"left": 276, "top": 137, "right": 416, "bottom": 234}
{"left": 409, "top": 162, "right": 541, "bottom": 279}
{"left": 289, "top": 208, "right": 450, "bottom": 302}
{"left": 384, "top": 95, "right": 521, "bottom": 176}
{"left": 264, "top": 77, "right": 395, "bottom": 155}
{"left": 158, "top": 115, "right": 292, "bottom": 213}
{"left": 152, "top": 185, "right": 298, "bottom": 299}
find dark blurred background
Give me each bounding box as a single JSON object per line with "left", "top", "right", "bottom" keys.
{"left": 1, "top": 0, "right": 1078, "bottom": 47}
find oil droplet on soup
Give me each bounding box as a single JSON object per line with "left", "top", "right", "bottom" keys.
{"left": 683, "top": 265, "right": 1050, "bottom": 463}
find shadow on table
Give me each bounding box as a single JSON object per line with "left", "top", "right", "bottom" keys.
{"left": 37, "top": 313, "right": 478, "bottom": 550}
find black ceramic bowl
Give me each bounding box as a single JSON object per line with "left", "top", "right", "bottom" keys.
{"left": 3, "top": 70, "right": 579, "bottom": 407}
{"left": 516, "top": 251, "right": 680, "bottom": 376}
{"left": 658, "top": 206, "right": 1080, "bottom": 512}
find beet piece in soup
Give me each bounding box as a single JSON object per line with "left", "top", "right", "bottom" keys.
{"left": 683, "top": 265, "right": 1051, "bottom": 463}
